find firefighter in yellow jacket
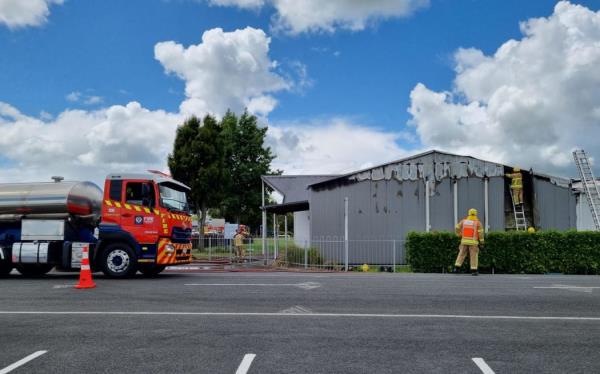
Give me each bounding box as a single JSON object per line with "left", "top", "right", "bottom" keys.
{"left": 453, "top": 208, "right": 485, "bottom": 276}
{"left": 506, "top": 167, "right": 523, "bottom": 205}
{"left": 233, "top": 229, "right": 245, "bottom": 262}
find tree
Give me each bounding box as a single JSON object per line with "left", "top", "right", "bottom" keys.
{"left": 168, "top": 115, "right": 225, "bottom": 246}
{"left": 220, "top": 110, "right": 278, "bottom": 229}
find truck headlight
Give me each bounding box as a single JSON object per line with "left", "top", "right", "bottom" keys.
{"left": 165, "top": 244, "right": 175, "bottom": 253}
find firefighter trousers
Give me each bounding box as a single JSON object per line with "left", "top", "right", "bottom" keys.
{"left": 455, "top": 244, "right": 479, "bottom": 270}
{"left": 511, "top": 186, "right": 523, "bottom": 205}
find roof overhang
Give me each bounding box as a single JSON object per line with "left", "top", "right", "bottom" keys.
{"left": 262, "top": 201, "right": 309, "bottom": 214}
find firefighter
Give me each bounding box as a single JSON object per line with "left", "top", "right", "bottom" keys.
{"left": 506, "top": 167, "right": 523, "bottom": 205}
{"left": 233, "top": 228, "right": 245, "bottom": 262}
{"left": 453, "top": 208, "right": 485, "bottom": 276}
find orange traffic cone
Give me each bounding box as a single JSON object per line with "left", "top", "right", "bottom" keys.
{"left": 75, "top": 245, "right": 96, "bottom": 289}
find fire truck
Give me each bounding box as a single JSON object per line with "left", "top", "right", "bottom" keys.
{"left": 0, "top": 171, "right": 193, "bottom": 278}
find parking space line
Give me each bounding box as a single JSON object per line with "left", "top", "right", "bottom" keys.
{"left": 0, "top": 351, "right": 47, "bottom": 374}
{"left": 472, "top": 358, "right": 495, "bottom": 374}
{"left": 235, "top": 354, "right": 256, "bottom": 374}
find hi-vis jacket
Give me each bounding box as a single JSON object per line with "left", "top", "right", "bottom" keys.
{"left": 455, "top": 216, "right": 485, "bottom": 246}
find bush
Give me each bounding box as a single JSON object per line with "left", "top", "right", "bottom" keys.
{"left": 283, "top": 245, "right": 325, "bottom": 267}
{"left": 406, "top": 230, "right": 600, "bottom": 274}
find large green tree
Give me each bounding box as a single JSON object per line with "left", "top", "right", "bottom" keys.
{"left": 220, "top": 110, "right": 278, "bottom": 229}
{"left": 168, "top": 115, "right": 225, "bottom": 244}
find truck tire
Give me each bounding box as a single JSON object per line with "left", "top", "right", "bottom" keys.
{"left": 0, "top": 262, "right": 13, "bottom": 277}
{"left": 15, "top": 264, "right": 54, "bottom": 277}
{"left": 100, "top": 243, "right": 138, "bottom": 278}
{"left": 139, "top": 265, "right": 166, "bottom": 277}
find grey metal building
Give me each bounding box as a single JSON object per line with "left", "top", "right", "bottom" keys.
{"left": 262, "top": 150, "right": 578, "bottom": 264}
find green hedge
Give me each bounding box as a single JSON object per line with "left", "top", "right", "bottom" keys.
{"left": 406, "top": 230, "right": 600, "bottom": 274}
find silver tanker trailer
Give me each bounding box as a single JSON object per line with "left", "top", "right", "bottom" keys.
{"left": 0, "top": 178, "right": 102, "bottom": 276}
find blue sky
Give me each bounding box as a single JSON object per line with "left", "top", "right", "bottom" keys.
{"left": 0, "top": 0, "right": 599, "bottom": 182}
{"left": 3, "top": 0, "right": 592, "bottom": 126}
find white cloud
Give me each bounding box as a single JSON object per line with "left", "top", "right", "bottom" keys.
{"left": 0, "top": 27, "right": 307, "bottom": 182}
{"left": 154, "top": 27, "right": 290, "bottom": 118}
{"left": 83, "top": 95, "right": 103, "bottom": 105}
{"left": 0, "top": 101, "right": 182, "bottom": 185}
{"left": 209, "top": 0, "right": 264, "bottom": 8}
{"left": 65, "top": 91, "right": 81, "bottom": 102}
{"left": 408, "top": 1, "right": 600, "bottom": 176}
{"left": 66, "top": 91, "right": 104, "bottom": 106}
{"left": 267, "top": 118, "right": 413, "bottom": 174}
{"left": 0, "top": 0, "right": 63, "bottom": 29}
{"left": 39, "top": 110, "right": 53, "bottom": 120}
{"left": 206, "top": 0, "right": 429, "bottom": 34}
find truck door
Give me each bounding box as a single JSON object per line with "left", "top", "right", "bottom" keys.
{"left": 121, "top": 180, "right": 160, "bottom": 245}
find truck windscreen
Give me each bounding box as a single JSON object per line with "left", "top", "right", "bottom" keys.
{"left": 159, "top": 183, "right": 189, "bottom": 213}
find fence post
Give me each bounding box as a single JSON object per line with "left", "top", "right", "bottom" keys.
{"left": 425, "top": 179, "right": 431, "bottom": 232}
{"left": 304, "top": 241, "right": 308, "bottom": 269}
{"left": 208, "top": 236, "right": 212, "bottom": 261}
{"left": 344, "top": 197, "right": 349, "bottom": 272}
{"left": 262, "top": 179, "right": 266, "bottom": 265}
{"left": 393, "top": 240, "right": 396, "bottom": 273}
{"left": 273, "top": 213, "right": 277, "bottom": 261}
{"left": 284, "top": 215, "right": 288, "bottom": 264}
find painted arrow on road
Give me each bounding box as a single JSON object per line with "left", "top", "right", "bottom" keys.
{"left": 184, "top": 282, "right": 321, "bottom": 290}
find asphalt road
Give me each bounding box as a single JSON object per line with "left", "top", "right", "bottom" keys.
{"left": 1, "top": 271, "right": 600, "bottom": 373}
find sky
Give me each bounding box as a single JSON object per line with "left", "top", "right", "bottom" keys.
{"left": 0, "top": 0, "right": 599, "bottom": 185}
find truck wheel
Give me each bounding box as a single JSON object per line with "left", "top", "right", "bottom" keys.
{"left": 100, "top": 243, "right": 138, "bottom": 278}
{"left": 15, "top": 264, "right": 54, "bottom": 277}
{"left": 0, "top": 262, "right": 13, "bottom": 277}
{"left": 139, "top": 265, "right": 167, "bottom": 277}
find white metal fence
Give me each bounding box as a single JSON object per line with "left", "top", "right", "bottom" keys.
{"left": 192, "top": 236, "right": 407, "bottom": 271}
{"left": 280, "top": 238, "right": 406, "bottom": 271}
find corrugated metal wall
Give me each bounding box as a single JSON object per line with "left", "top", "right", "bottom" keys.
{"left": 533, "top": 177, "right": 577, "bottom": 230}
{"left": 309, "top": 178, "right": 425, "bottom": 264}
{"left": 430, "top": 178, "right": 454, "bottom": 231}
{"left": 488, "top": 177, "right": 506, "bottom": 230}
{"left": 306, "top": 152, "right": 575, "bottom": 264}
{"left": 309, "top": 176, "right": 506, "bottom": 264}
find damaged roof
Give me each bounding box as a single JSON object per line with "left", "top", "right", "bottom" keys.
{"left": 261, "top": 175, "right": 338, "bottom": 204}
{"left": 307, "top": 150, "right": 572, "bottom": 189}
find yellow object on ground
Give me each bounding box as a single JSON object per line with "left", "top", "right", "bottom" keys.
{"left": 361, "top": 264, "right": 369, "bottom": 272}
{"left": 527, "top": 227, "right": 535, "bottom": 233}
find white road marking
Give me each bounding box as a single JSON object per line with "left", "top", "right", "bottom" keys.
{"left": 235, "top": 354, "right": 256, "bottom": 374}
{"left": 0, "top": 351, "right": 47, "bottom": 374}
{"left": 534, "top": 285, "right": 600, "bottom": 293}
{"left": 184, "top": 282, "right": 321, "bottom": 290}
{"left": 1, "top": 311, "right": 600, "bottom": 321}
{"left": 52, "top": 284, "right": 76, "bottom": 289}
{"left": 472, "top": 358, "right": 495, "bottom": 374}
{"left": 280, "top": 305, "right": 313, "bottom": 314}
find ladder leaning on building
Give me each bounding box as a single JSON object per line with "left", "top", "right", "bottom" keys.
{"left": 511, "top": 189, "right": 528, "bottom": 231}
{"left": 573, "top": 149, "right": 600, "bottom": 231}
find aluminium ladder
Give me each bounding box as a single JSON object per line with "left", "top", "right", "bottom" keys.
{"left": 510, "top": 189, "right": 527, "bottom": 231}
{"left": 573, "top": 149, "right": 600, "bottom": 230}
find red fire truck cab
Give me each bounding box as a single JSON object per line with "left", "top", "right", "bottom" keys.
{"left": 98, "top": 172, "right": 193, "bottom": 277}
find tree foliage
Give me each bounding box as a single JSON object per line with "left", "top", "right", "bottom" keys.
{"left": 168, "top": 110, "right": 277, "bottom": 235}
{"left": 220, "top": 110, "right": 278, "bottom": 229}
{"left": 168, "top": 115, "right": 225, "bottom": 238}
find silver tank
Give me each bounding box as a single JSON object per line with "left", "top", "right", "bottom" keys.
{"left": 0, "top": 181, "right": 103, "bottom": 219}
